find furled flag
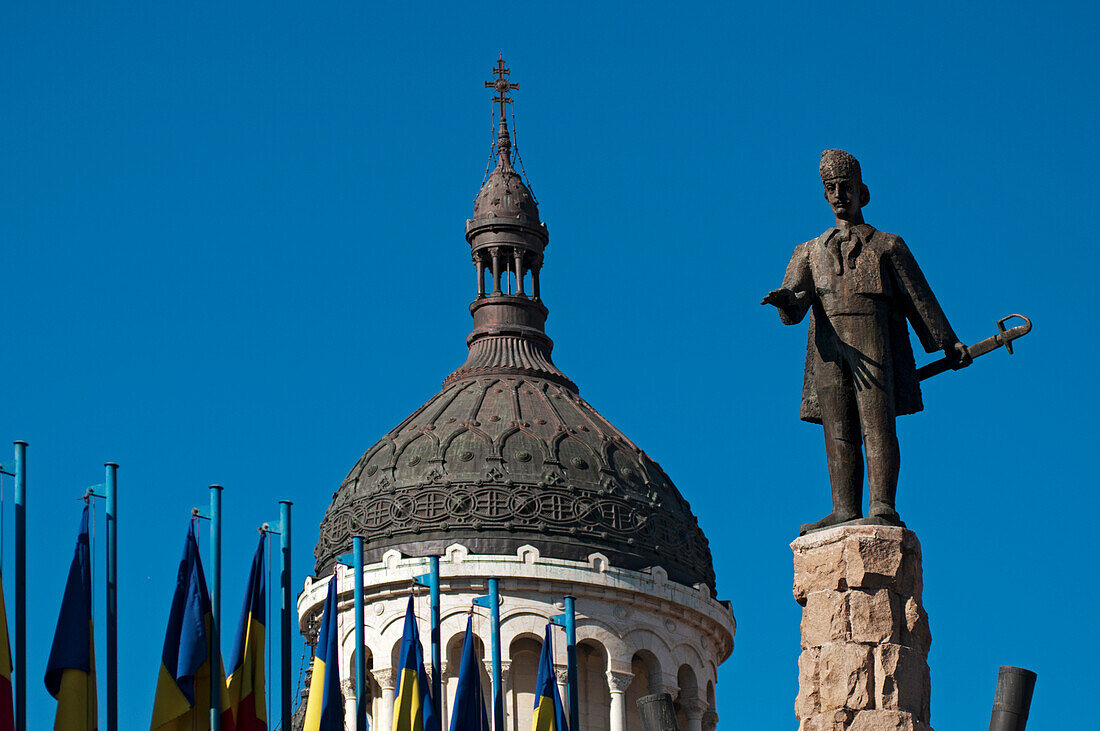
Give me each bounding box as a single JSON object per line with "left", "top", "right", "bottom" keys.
{"left": 530, "top": 625, "right": 568, "bottom": 731}
{"left": 149, "top": 520, "right": 234, "bottom": 731}
{"left": 44, "top": 504, "right": 97, "bottom": 730}
{"left": 0, "top": 573, "right": 14, "bottom": 731}
{"left": 392, "top": 595, "right": 439, "bottom": 731}
{"left": 226, "top": 532, "right": 266, "bottom": 731}
{"left": 448, "top": 615, "right": 488, "bottom": 731}
{"left": 302, "top": 576, "right": 341, "bottom": 731}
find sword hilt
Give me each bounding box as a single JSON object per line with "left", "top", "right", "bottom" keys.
{"left": 996, "top": 313, "right": 1032, "bottom": 355}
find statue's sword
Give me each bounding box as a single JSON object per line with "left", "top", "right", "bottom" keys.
{"left": 917, "top": 313, "right": 1032, "bottom": 381}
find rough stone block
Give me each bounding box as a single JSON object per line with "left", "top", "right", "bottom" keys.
{"left": 796, "top": 648, "right": 821, "bottom": 718}
{"left": 819, "top": 642, "right": 873, "bottom": 711}
{"left": 844, "top": 534, "right": 904, "bottom": 590}
{"left": 902, "top": 596, "right": 931, "bottom": 656}
{"left": 799, "top": 709, "right": 854, "bottom": 731}
{"left": 794, "top": 538, "right": 847, "bottom": 603}
{"left": 874, "top": 644, "right": 929, "bottom": 718}
{"left": 848, "top": 710, "right": 933, "bottom": 731}
{"left": 849, "top": 589, "right": 900, "bottom": 645}
{"left": 802, "top": 591, "right": 851, "bottom": 647}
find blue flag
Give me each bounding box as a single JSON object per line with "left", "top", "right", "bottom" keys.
{"left": 150, "top": 520, "right": 233, "bottom": 731}
{"left": 531, "top": 624, "right": 568, "bottom": 731}
{"left": 448, "top": 616, "right": 488, "bottom": 731}
{"left": 44, "top": 504, "right": 97, "bottom": 730}
{"left": 392, "top": 595, "right": 439, "bottom": 731}
{"left": 302, "top": 576, "right": 342, "bottom": 731}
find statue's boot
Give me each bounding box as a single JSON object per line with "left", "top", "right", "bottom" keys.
{"left": 799, "top": 472, "right": 862, "bottom": 536}
{"left": 869, "top": 483, "right": 904, "bottom": 527}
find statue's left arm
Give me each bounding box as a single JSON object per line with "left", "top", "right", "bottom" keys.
{"left": 885, "top": 236, "right": 965, "bottom": 356}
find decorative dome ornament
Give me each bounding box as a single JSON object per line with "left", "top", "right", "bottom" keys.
{"left": 314, "top": 58, "right": 718, "bottom": 591}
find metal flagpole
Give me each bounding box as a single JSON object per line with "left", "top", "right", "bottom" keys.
{"left": 104, "top": 463, "right": 119, "bottom": 731}
{"left": 278, "top": 500, "right": 292, "bottom": 731}
{"left": 474, "top": 578, "right": 504, "bottom": 731}
{"left": 209, "top": 485, "right": 223, "bottom": 731}
{"left": 551, "top": 596, "right": 579, "bottom": 731}
{"left": 563, "top": 596, "right": 578, "bottom": 731}
{"left": 352, "top": 537, "right": 366, "bottom": 731}
{"left": 413, "top": 557, "right": 443, "bottom": 723}
{"left": 429, "top": 556, "right": 441, "bottom": 724}
{"left": 13, "top": 441, "right": 26, "bottom": 731}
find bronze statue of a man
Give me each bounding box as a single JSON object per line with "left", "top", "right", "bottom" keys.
{"left": 763, "top": 149, "right": 971, "bottom": 535}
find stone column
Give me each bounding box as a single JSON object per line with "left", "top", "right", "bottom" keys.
{"left": 793, "top": 525, "right": 932, "bottom": 731}
{"left": 702, "top": 709, "right": 719, "bottom": 731}
{"left": 683, "top": 697, "right": 708, "bottom": 731}
{"left": 514, "top": 249, "right": 525, "bottom": 294}
{"left": 341, "top": 678, "right": 356, "bottom": 730}
{"left": 373, "top": 668, "right": 396, "bottom": 731}
{"left": 554, "top": 666, "right": 569, "bottom": 713}
{"left": 491, "top": 248, "right": 502, "bottom": 295}
{"left": 606, "top": 671, "right": 634, "bottom": 731}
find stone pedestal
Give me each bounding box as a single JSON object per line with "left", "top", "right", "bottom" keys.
{"left": 792, "top": 525, "right": 932, "bottom": 731}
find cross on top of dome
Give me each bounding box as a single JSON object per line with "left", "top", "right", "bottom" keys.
{"left": 485, "top": 55, "right": 519, "bottom": 117}
{"left": 485, "top": 55, "right": 519, "bottom": 169}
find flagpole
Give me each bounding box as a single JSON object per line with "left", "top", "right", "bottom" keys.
{"left": 563, "top": 596, "right": 578, "bottom": 731}
{"left": 105, "top": 462, "right": 119, "bottom": 731}
{"left": 429, "top": 555, "right": 441, "bottom": 724}
{"left": 488, "top": 578, "right": 503, "bottom": 731}
{"left": 352, "top": 536, "right": 366, "bottom": 731}
{"left": 209, "top": 484, "right": 223, "bottom": 731}
{"left": 12, "top": 441, "right": 26, "bottom": 731}
{"left": 278, "top": 500, "right": 292, "bottom": 731}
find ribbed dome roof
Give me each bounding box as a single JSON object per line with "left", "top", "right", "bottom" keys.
{"left": 314, "top": 60, "right": 717, "bottom": 590}
{"left": 314, "top": 371, "right": 716, "bottom": 589}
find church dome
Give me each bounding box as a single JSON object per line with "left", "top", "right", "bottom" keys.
{"left": 314, "top": 64, "right": 717, "bottom": 592}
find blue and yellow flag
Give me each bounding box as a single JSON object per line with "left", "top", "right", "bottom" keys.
{"left": 392, "top": 595, "right": 439, "bottom": 731}
{"left": 302, "top": 576, "right": 342, "bottom": 731}
{"left": 0, "top": 573, "right": 14, "bottom": 731}
{"left": 150, "top": 520, "right": 234, "bottom": 731}
{"left": 448, "top": 616, "right": 488, "bottom": 731}
{"left": 45, "top": 504, "right": 97, "bottom": 730}
{"left": 531, "top": 625, "right": 568, "bottom": 731}
{"left": 226, "top": 533, "right": 266, "bottom": 731}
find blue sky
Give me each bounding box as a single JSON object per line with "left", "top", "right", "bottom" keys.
{"left": 0, "top": 2, "right": 1095, "bottom": 728}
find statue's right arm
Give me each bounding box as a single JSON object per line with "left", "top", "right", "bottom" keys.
{"left": 771, "top": 242, "right": 813, "bottom": 325}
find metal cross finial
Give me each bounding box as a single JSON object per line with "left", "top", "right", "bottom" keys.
{"left": 485, "top": 56, "right": 519, "bottom": 123}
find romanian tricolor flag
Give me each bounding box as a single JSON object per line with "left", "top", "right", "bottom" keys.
{"left": 530, "top": 625, "right": 568, "bottom": 731}
{"left": 44, "top": 505, "right": 97, "bottom": 730}
{"left": 392, "top": 595, "right": 438, "bottom": 731}
{"left": 448, "top": 616, "right": 488, "bottom": 731}
{"left": 0, "top": 573, "right": 14, "bottom": 731}
{"left": 226, "top": 533, "right": 266, "bottom": 731}
{"left": 302, "top": 576, "right": 342, "bottom": 731}
{"left": 149, "top": 521, "right": 234, "bottom": 731}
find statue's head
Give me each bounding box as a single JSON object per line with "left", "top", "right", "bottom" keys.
{"left": 820, "top": 149, "right": 870, "bottom": 221}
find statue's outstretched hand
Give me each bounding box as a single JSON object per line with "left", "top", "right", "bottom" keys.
{"left": 761, "top": 288, "right": 796, "bottom": 308}
{"left": 946, "top": 341, "right": 972, "bottom": 369}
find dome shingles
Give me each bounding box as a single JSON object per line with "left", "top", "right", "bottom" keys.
{"left": 315, "top": 375, "right": 717, "bottom": 591}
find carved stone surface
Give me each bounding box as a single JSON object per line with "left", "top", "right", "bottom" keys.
{"left": 371, "top": 667, "right": 396, "bottom": 690}
{"left": 794, "top": 526, "right": 931, "bottom": 730}
{"left": 606, "top": 670, "right": 635, "bottom": 693}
